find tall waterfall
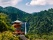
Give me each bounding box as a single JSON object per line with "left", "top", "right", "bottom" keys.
{"left": 25, "top": 22, "right": 27, "bottom": 34}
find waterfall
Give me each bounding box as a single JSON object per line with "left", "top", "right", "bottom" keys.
{"left": 25, "top": 22, "right": 27, "bottom": 34}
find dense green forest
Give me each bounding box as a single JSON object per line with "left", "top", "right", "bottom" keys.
{"left": 0, "top": 6, "right": 53, "bottom": 40}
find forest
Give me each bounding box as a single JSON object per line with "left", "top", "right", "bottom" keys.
{"left": 0, "top": 6, "right": 53, "bottom": 40}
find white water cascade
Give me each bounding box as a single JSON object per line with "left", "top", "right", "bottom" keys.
{"left": 25, "top": 22, "right": 27, "bottom": 34}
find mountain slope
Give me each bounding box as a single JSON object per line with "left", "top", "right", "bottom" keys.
{"left": 28, "top": 9, "right": 53, "bottom": 34}
{"left": 0, "top": 6, "right": 53, "bottom": 34}
{"left": 0, "top": 6, "right": 31, "bottom": 32}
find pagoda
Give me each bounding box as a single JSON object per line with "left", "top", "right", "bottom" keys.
{"left": 12, "top": 20, "right": 24, "bottom": 35}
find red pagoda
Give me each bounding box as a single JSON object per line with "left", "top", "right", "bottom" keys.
{"left": 13, "top": 20, "right": 24, "bottom": 35}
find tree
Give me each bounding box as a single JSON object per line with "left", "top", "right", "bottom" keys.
{"left": 0, "top": 13, "right": 14, "bottom": 32}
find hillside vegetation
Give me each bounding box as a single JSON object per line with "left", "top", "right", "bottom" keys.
{"left": 0, "top": 6, "right": 53, "bottom": 40}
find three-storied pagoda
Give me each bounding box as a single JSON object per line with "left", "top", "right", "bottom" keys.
{"left": 12, "top": 20, "right": 24, "bottom": 35}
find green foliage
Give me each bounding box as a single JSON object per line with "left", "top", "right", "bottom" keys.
{"left": 0, "top": 20, "right": 8, "bottom": 32}
{"left": 0, "top": 6, "right": 53, "bottom": 40}
{"left": 26, "top": 34, "right": 53, "bottom": 40}
{"left": 0, "top": 13, "right": 11, "bottom": 26}
{"left": 0, "top": 6, "right": 30, "bottom": 32}
{"left": 28, "top": 9, "right": 53, "bottom": 35}
{"left": 0, "top": 31, "right": 19, "bottom": 40}
{"left": 0, "top": 13, "right": 15, "bottom": 32}
{"left": 0, "top": 6, "right": 53, "bottom": 35}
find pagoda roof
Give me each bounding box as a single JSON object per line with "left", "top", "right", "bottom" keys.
{"left": 12, "top": 20, "right": 23, "bottom": 24}
{"left": 14, "top": 20, "right": 22, "bottom": 23}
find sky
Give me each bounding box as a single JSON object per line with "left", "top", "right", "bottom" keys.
{"left": 0, "top": 0, "right": 53, "bottom": 13}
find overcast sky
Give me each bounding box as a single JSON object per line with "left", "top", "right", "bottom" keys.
{"left": 0, "top": 0, "right": 53, "bottom": 13}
